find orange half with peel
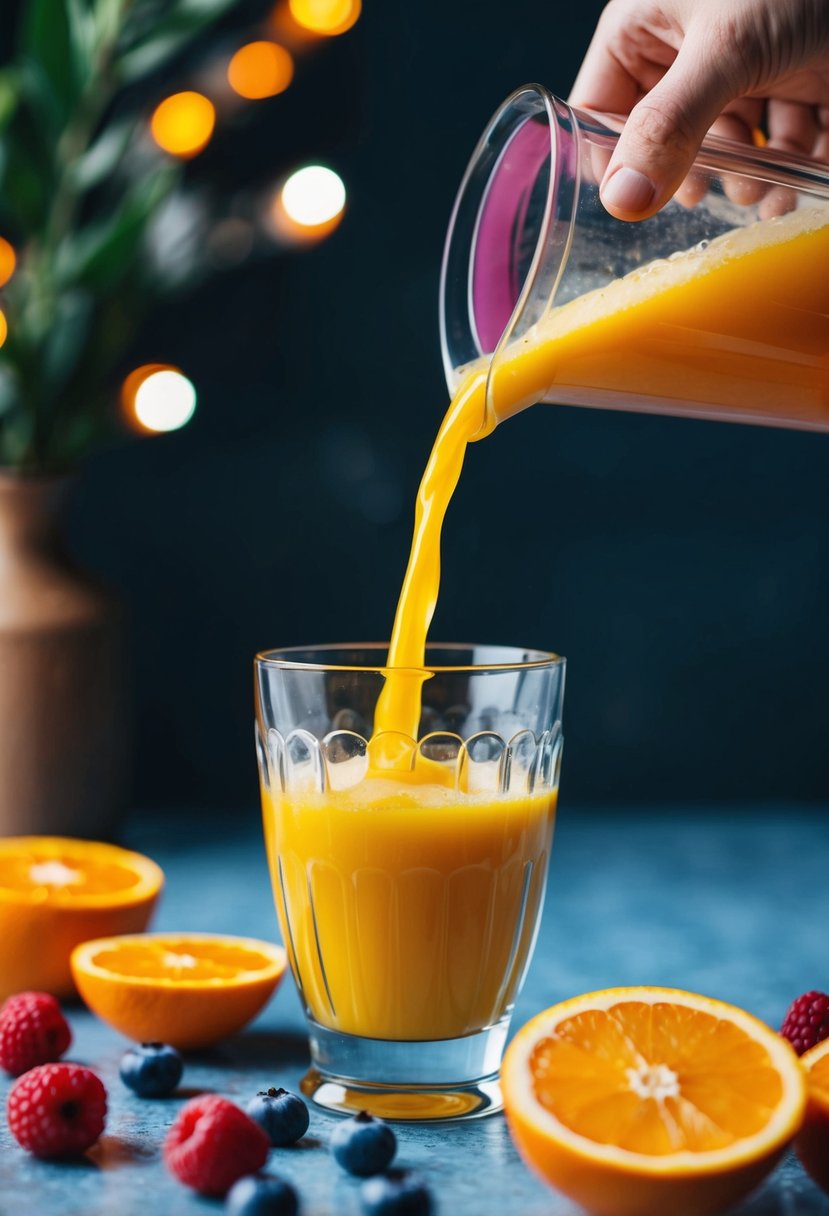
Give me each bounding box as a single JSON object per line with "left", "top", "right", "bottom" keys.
{"left": 502, "top": 987, "right": 806, "bottom": 1216}
{"left": 796, "top": 1037, "right": 829, "bottom": 1194}
{"left": 0, "top": 836, "right": 163, "bottom": 1000}
{"left": 71, "top": 933, "right": 287, "bottom": 1050}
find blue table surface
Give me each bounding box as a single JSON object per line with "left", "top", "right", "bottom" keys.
{"left": 1, "top": 803, "right": 828, "bottom": 1216}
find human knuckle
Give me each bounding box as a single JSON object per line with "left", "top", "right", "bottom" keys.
{"left": 630, "top": 97, "right": 699, "bottom": 158}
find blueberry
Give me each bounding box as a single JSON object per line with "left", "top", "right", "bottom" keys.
{"left": 330, "top": 1110, "right": 397, "bottom": 1176}
{"left": 225, "top": 1174, "right": 300, "bottom": 1216}
{"left": 360, "top": 1169, "right": 433, "bottom": 1216}
{"left": 246, "top": 1087, "right": 310, "bottom": 1146}
{"left": 119, "top": 1042, "right": 183, "bottom": 1097}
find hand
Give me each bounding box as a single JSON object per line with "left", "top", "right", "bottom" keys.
{"left": 569, "top": 0, "right": 829, "bottom": 219}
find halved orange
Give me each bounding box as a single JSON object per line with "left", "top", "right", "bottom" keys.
{"left": 71, "top": 933, "right": 287, "bottom": 1049}
{"left": 0, "top": 836, "right": 163, "bottom": 1000}
{"left": 502, "top": 987, "right": 806, "bottom": 1216}
{"left": 796, "top": 1037, "right": 829, "bottom": 1194}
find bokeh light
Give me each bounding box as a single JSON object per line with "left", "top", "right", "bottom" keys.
{"left": 270, "top": 166, "right": 346, "bottom": 243}
{"left": 0, "top": 238, "right": 16, "bottom": 289}
{"left": 288, "top": 0, "right": 361, "bottom": 35}
{"left": 227, "top": 41, "right": 294, "bottom": 100}
{"left": 121, "top": 364, "right": 197, "bottom": 434}
{"left": 281, "top": 165, "right": 346, "bottom": 228}
{"left": 150, "top": 92, "right": 216, "bottom": 159}
{"left": 0, "top": 310, "right": 7, "bottom": 349}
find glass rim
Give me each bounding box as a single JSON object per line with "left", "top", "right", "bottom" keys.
{"left": 439, "top": 82, "right": 559, "bottom": 392}
{"left": 254, "top": 642, "right": 565, "bottom": 674}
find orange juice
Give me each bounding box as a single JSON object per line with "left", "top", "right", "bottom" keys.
{"left": 265, "top": 774, "right": 556, "bottom": 1041}
{"left": 486, "top": 203, "right": 829, "bottom": 428}
{"left": 263, "top": 206, "right": 828, "bottom": 1048}
{"left": 382, "top": 203, "right": 829, "bottom": 729}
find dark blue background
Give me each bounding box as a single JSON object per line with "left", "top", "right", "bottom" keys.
{"left": 51, "top": 1, "right": 829, "bottom": 809}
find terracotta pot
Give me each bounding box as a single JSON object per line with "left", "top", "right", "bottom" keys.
{"left": 0, "top": 472, "right": 127, "bottom": 838}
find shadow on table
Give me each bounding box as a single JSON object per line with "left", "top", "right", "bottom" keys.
{"left": 730, "top": 1154, "right": 829, "bottom": 1215}
{"left": 88, "top": 1134, "right": 159, "bottom": 1171}
{"left": 186, "top": 1028, "right": 310, "bottom": 1071}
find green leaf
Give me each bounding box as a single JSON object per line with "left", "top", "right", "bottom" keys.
{"left": 176, "top": 0, "right": 238, "bottom": 15}
{"left": 0, "top": 68, "right": 19, "bottom": 132}
{"left": 118, "top": 0, "right": 239, "bottom": 81}
{"left": 15, "top": 60, "right": 66, "bottom": 139}
{"left": 94, "top": 0, "right": 127, "bottom": 55}
{"left": 69, "top": 116, "right": 136, "bottom": 192}
{"left": 19, "top": 0, "right": 77, "bottom": 117}
{"left": 65, "top": 0, "right": 97, "bottom": 87}
{"left": 117, "top": 30, "right": 197, "bottom": 81}
{"left": 40, "top": 290, "right": 94, "bottom": 391}
{"left": 0, "top": 128, "right": 51, "bottom": 230}
{"left": 58, "top": 164, "right": 177, "bottom": 292}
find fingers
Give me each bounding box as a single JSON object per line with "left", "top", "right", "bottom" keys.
{"left": 673, "top": 168, "right": 711, "bottom": 209}
{"left": 711, "top": 98, "right": 764, "bottom": 144}
{"left": 599, "top": 32, "right": 740, "bottom": 219}
{"left": 570, "top": 1, "right": 829, "bottom": 222}
{"left": 766, "top": 97, "right": 819, "bottom": 157}
{"left": 569, "top": 4, "right": 648, "bottom": 116}
{"left": 754, "top": 99, "right": 819, "bottom": 217}
{"left": 711, "top": 105, "right": 767, "bottom": 205}
{"left": 813, "top": 107, "right": 829, "bottom": 163}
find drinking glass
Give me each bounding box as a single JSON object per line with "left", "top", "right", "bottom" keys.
{"left": 254, "top": 643, "right": 565, "bottom": 1120}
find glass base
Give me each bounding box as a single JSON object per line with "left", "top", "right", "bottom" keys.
{"left": 300, "top": 1016, "right": 509, "bottom": 1122}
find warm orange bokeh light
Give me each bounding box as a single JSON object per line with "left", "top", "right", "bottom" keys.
{"left": 121, "top": 363, "right": 197, "bottom": 434}
{"left": 288, "top": 0, "right": 361, "bottom": 35}
{"left": 0, "top": 238, "right": 16, "bottom": 289}
{"left": 0, "top": 310, "right": 7, "bottom": 349}
{"left": 121, "top": 363, "right": 174, "bottom": 432}
{"left": 227, "top": 41, "right": 294, "bottom": 100}
{"left": 150, "top": 92, "right": 216, "bottom": 159}
{"left": 270, "top": 200, "right": 343, "bottom": 245}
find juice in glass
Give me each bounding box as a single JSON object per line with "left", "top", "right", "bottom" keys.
{"left": 264, "top": 775, "right": 555, "bottom": 1042}
{"left": 256, "top": 645, "right": 565, "bottom": 1120}
{"left": 258, "top": 94, "right": 829, "bottom": 1122}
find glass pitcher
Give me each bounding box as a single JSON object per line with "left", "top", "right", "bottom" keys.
{"left": 440, "top": 85, "right": 829, "bottom": 435}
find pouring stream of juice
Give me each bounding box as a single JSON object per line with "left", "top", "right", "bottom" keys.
{"left": 374, "top": 204, "right": 829, "bottom": 752}
{"left": 262, "top": 205, "right": 828, "bottom": 1052}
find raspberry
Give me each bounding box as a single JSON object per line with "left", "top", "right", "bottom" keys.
{"left": 780, "top": 990, "right": 829, "bottom": 1055}
{"left": 163, "top": 1094, "right": 270, "bottom": 1197}
{"left": 0, "top": 991, "right": 72, "bottom": 1076}
{"left": 7, "top": 1063, "right": 107, "bottom": 1157}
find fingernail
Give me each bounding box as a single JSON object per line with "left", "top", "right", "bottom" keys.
{"left": 601, "top": 167, "right": 656, "bottom": 214}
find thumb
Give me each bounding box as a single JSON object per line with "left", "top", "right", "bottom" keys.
{"left": 600, "top": 35, "right": 737, "bottom": 220}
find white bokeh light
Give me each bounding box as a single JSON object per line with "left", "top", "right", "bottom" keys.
{"left": 134, "top": 370, "right": 197, "bottom": 433}
{"left": 281, "top": 165, "right": 346, "bottom": 227}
